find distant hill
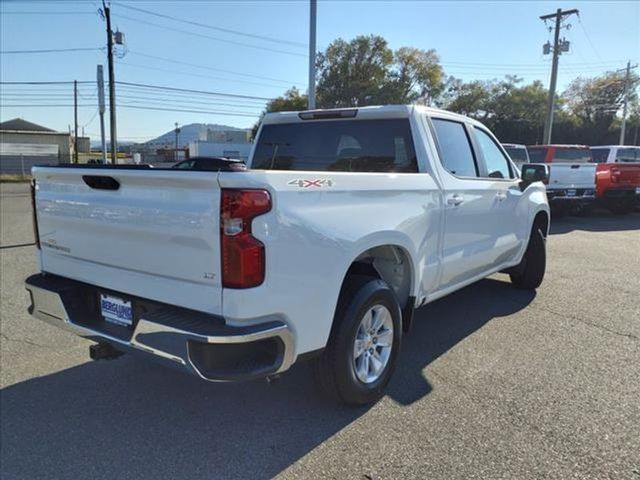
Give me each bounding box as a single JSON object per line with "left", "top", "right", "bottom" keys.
{"left": 144, "top": 123, "right": 247, "bottom": 147}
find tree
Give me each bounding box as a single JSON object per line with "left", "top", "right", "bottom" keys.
{"left": 251, "top": 87, "right": 307, "bottom": 139}
{"left": 315, "top": 35, "right": 444, "bottom": 107}
{"left": 385, "top": 47, "right": 444, "bottom": 105}
{"left": 316, "top": 35, "right": 394, "bottom": 108}
{"left": 561, "top": 71, "right": 639, "bottom": 144}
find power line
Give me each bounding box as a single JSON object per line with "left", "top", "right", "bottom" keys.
{"left": 112, "top": 13, "right": 306, "bottom": 58}
{"left": 0, "top": 81, "right": 94, "bottom": 85}
{"left": 2, "top": 103, "right": 261, "bottom": 117}
{"left": 115, "top": 80, "right": 274, "bottom": 101}
{"left": 0, "top": 11, "right": 97, "bottom": 15}
{"left": 128, "top": 50, "right": 305, "bottom": 87}
{"left": 115, "top": 60, "right": 299, "bottom": 90}
{"left": 0, "top": 47, "right": 105, "bottom": 54}
{"left": 113, "top": 2, "right": 306, "bottom": 49}
{"left": 576, "top": 14, "right": 603, "bottom": 63}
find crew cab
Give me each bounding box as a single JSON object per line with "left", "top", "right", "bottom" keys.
{"left": 527, "top": 144, "right": 596, "bottom": 213}
{"left": 26, "top": 106, "right": 550, "bottom": 405}
{"left": 591, "top": 146, "right": 640, "bottom": 213}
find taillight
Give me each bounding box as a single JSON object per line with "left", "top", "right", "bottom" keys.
{"left": 220, "top": 189, "right": 271, "bottom": 288}
{"left": 30, "top": 179, "right": 41, "bottom": 249}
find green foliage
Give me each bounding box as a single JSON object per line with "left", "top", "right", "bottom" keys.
{"left": 251, "top": 87, "right": 307, "bottom": 139}
{"left": 316, "top": 35, "right": 444, "bottom": 107}
{"left": 252, "top": 34, "right": 639, "bottom": 146}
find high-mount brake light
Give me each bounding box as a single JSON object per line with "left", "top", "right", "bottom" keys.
{"left": 30, "top": 179, "right": 41, "bottom": 249}
{"left": 298, "top": 109, "right": 358, "bottom": 120}
{"left": 220, "top": 189, "right": 271, "bottom": 289}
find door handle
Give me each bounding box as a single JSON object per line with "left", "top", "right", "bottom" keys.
{"left": 495, "top": 192, "right": 507, "bottom": 201}
{"left": 447, "top": 194, "right": 464, "bottom": 206}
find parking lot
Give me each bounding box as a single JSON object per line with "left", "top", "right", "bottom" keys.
{"left": 1, "top": 181, "right": 638, "bottom": 479}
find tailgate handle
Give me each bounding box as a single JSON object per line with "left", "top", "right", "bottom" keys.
{"left": 82, "top": 175, "right": 120, "bottom": 190}
{"left": 570, "top": 165, "right": 580, "bottom": 169}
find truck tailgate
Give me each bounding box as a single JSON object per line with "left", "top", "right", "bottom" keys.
{"left": 547, "top": 163, "right": 596, "bottom": 189}
{"left": 32, "top": 166, "right": 222, "bottom": 313}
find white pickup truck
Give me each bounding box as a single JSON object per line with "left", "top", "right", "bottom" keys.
{"left": 26, "top": 106, "right": 550, "bottom": 405}
{"left": 527, "top": 145, "right": 596, "bottom": 213}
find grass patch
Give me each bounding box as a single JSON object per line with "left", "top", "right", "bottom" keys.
{"left": 0, "top": 174, "right": 32, "bottom": 183}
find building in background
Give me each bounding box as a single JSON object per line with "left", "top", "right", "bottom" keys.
{"left": 205, "top": 128, "right": 250, "bottom": 144}
{"left": 190, "top": 128, "right": 252, "bottom": 161}
{"left": 0, "top": 118, "right": 89, "bottom": 174}
{"left": 189, "top": 140, "right": 251, "bottom": 161}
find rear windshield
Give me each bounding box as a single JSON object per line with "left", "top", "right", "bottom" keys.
{"left": 252, "top": 119, "right": 418, "bottom": 172}
{"left": 590, "top": 149, "right": 610, "bottom": 163}
{"left": 527, "top": 147, "right": 548, "bottom": 163}
{"left": 552, "top": 148, "right": 592, "bottom": 163}
{"left": 504, "top": 147, "right": 528, "bottom": 163}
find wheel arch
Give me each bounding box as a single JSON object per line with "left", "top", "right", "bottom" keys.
{"left": 336, "top": 243, "right": 416, "bottom": 333}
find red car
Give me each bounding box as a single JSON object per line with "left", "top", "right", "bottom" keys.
{"left": 591, "top": 146, "right": 640, "bottom": 213}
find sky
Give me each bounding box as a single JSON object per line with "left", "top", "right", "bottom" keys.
{"left": 1, "top": 0, "right": 638, "bottom": 143}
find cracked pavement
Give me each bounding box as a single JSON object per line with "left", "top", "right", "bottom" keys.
{"left": 1, "top": 182, "right": 639, "bottom": 479}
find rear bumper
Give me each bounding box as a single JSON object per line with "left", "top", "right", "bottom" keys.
{"left": 547, "top": 188, "right": 596, "bottom": 202}
{"left": 25, "top": 273, "right": 295, "bottom": 381}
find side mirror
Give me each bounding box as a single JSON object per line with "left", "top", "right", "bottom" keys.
{"left": 519, "top": 163, "right": 549, "bottom": 191}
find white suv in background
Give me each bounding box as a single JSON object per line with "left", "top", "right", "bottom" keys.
{"left": 591, "top": 145, "right": 640, "bottom": 163}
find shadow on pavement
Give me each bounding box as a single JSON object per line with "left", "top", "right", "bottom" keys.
{"left": 0, "top": 277, "right": 534, "bottom": 480}
{"left": 549, "top": 211, "right": 640, "bottom": 235}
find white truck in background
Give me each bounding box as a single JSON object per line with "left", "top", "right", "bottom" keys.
{"left": 527, "top": 144, "right": 596, "bottom": 214}
{"left": 26, "top": 106, "right": 550, "bottom": 405}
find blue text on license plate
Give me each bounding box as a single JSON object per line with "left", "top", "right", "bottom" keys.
{"left": 100, "top": 294, "right": 133, "bottom": 327}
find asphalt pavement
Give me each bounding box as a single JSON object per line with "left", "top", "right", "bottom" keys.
{"left": 1, "top": 182, "right": 639, "bottom": 479}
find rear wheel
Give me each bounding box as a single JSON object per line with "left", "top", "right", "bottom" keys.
{"left": 510, "top": 228, "right": 546, "bottom": 290}
{"left": 312, "top": 276, "right": 402, "bottom": 405}
{"left": 606, "top": 199, "right": 634, "bottom": 214}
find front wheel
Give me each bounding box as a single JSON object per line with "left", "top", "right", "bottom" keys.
{"left": 510, "top": 228, "right": 546, "bottom": 290}
{"left": 312, "top": 276, "right": 402, "bottom": 405}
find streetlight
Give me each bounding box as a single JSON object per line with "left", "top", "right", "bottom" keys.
{"left": 174, "top": 122, "right": 180, "bottom": 161}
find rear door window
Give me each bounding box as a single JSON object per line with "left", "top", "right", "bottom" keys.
{"left": 591, "top": 149, "right": 610, "bottom": 163}
{"left": 431, "top": 118, "right": 478, "bottom": 177}
{"left": 252, "top": 119, "right": 418, "bottom": 172}
{"left": 615, "top": 148, "right": 639, "bottom": 163}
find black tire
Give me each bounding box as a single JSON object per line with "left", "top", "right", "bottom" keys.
{"left": 312, "top": 275, "right": 402, "bottom": 405}
{"left": 510, "top": 228, "right": 546, "bottom": 290}
{"left": 606, "top": 199, "right": 634, "bottom": 215}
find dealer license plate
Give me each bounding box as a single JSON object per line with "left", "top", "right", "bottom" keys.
{"left": 100, "top": 294, "right": 133, "bottom": 327}
{"left": 567, "top": 189, "right": 576, "bottom": 197}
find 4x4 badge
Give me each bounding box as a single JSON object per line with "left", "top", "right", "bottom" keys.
{"left": 287, "top": 179, "right": 335, "bottom": 188}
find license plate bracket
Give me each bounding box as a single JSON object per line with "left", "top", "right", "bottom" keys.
{"left": 100, "top": 293, "right": 133, "bottom": 327}
{"left": 567, "top": 189, "right": 576, "bottom": 197}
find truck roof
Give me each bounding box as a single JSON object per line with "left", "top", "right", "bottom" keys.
{"left": 261, "top": 104, "right": 485, "bottom": 128}
{"left": 527, "top": 144, "right": 590, "bottom": 149}
{"left": 591, "top": 145, "right": 640, "bottom": 149}
{"left": 502, "top": 143, "right": 526, "bottom": 148}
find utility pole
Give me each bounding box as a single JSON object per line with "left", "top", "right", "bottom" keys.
{"left": 174, "top": 122, "right": 180, "bottom": 161}
{"left": 97, "top": 65, "right": 108, "bottom": 164}
{"left": 307, "top": 0, "right": 317, "bottom": 110}
{"left": 73, "top": 80, "right": 79, "bottom": 163}
{"left": 102, "top": 0, "right": 117, "bottom": 163}
{"left": 540, "top": 8, "right": 578, "bottom": 144}
{"left": 618, "top": 61, "right": 638, "bottom": 145}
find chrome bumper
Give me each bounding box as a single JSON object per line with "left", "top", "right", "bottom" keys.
{"left": 25, "top": 274, "right": 295, "bottom": 381}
